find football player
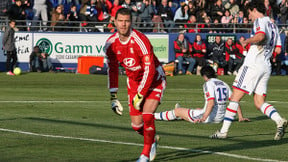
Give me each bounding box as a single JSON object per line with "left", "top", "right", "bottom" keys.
{"left": 104, "top": 8, "right": 166, "bottom": 162}
{"left": 210, "top": 0, "right": 287, "bottom": 140}
{"left": 154, "top": 66, "right": 249, "bottom": 123}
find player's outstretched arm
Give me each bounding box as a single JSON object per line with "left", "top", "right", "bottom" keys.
{"left": 237, "top": 105, "right": 250, "bottom": 122}
{"left": 111, "top": 92, "right": 123, "bottom": 116}
{"left": 199, "top": 100, "right": 215, "bottom": 123}
{"left": 242, "top": 33, "right": 265, "bottom": 47}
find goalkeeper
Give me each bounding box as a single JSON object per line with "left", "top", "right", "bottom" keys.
{"left": 155, "top": 66, "right": 249, "bottom": 123}
{"left": 104, "top": 8, "right": 166, "bottom": 162}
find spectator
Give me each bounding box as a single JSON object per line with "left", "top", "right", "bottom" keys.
{"left": 168, "top": 0, "right": 178, "bottom": 16}
{"left": 184, "top": 15, "right": 200, "bottom": 33}
{"left": 210, "top": 0, "right": 224, "bottom": 21}
{"left": 95, "top": 0, "right": 112, "bottom": 23}
{"left": 226, "top": 0, "right": 239, "bottom": 17}
{"left": 239, "top": 16, "right": 251, "bottom": 33}
{"left": 211, "top": 18, "right": 222, "bottom": 33}
{"left": 270, "top": 45, "right": 283, "bottom": 75}
{"left": 279, "top": 0, "right": 288, "bottom": 24}
{"left": 51, "top": 5, "right": 66, "bottom": 31}
{"left": 202, "top": 16, "right": 213, "bottom": 33}
{"left": 236, "top": 10, "right": 245, "bottom": 23}
{"left": 29, "top": 45, "right": 42, "bottom": 72}
{"left": 174, "top": 3, "right": 189, "bottom": 26}
{"left": 221, "top": 9, "right": 233, "bottom": 33}
{"left": 192, "top": 34, "right": 207, "bottom": 75}
{"left": 7, "top": 0, "right": 26, "bottom": 29}
{"left": 264, "top": 0, "right": 274, "bottom": 19}
{"left": 187, "top": 1, "right": 197, "bottom": 17}
{"left": 79, "top": 0, "right": 98, "bottom": 23}
{"left": 158, "top": 0, "right": 174, "bottom": 32}
{"left": 67, "top": 5, "right": 79, "bottom": 31}
{"left": 2, "top": 19, "right": 17, "bottom": 76}
{"left": 234, "top": 36, "right": 248, "bottom": 73}
{"left": 174, "top": 33, "right": 196, "bottom": 75}
{"left": 207, "top": 35, "right": 226, "bottom": 73}
{"left": 151, "top": 0, "right": 164, "bottom": 32}
{"left": 110, "top": 0, "right": 122, "bottom": 21}
{"left": 195, "top": 0, "right": 206, "bottom": 11}
{"left": 122, "top": 0, "right": 141, "bottom": 27}
{"left": 196, "top": 9, "right": 208, "bottom": 23}
{"left": 225, "top": 38, "right": 241, "bottom": 75}
{"left": 139, "top": 0, "right": 154, "bottom": 32}
{"left": 30, "top": 46, "right": 53, "bottom": 72}
{"left": 0, "top": 0, "right": 11, "bottom": 17}
{"left": 32, "top": 0, "right": 48, "bottom": 31}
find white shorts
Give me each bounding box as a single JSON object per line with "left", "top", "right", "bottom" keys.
{"left": 188, "top": 108, "right": 223, "bottom": 123}
{"left": 232, "top": 65, "right": 271, "bottom": 96}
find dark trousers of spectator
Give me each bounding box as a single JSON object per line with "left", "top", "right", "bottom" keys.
{"left": 177, "top": 56, "right": 196, "bottom": 73}
{"left": 271, "top": 58, "right": 282, "bottom": 75}
{"left": 194, "top": 57, "right": 207, "bottom": 67}
{"left": 235, "top": 58, "right": 244, "bottom": 72}
{"left": 228, "top": 59, "right": 242, "bottom": 73}
{"left": 6, "top": 50, "right": 18, "bottom": 72}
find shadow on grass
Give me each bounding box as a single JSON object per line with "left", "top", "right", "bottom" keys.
{"left": 122, "top": 138, "right": 288, "bottom": 162}
{"left": 25, "top": 117, "right": 288, "bottom": 161}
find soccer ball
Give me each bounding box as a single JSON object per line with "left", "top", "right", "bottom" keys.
{"left": 13, "top": 67, "right": 22, "bottom": 75}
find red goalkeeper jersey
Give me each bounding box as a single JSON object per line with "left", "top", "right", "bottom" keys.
{"left": 105, "top": 29, "right": 164, "bottom": 96}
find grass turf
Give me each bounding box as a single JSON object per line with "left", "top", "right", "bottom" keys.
{"left": 0, "top": 72, "right": 287, "bottom": 162}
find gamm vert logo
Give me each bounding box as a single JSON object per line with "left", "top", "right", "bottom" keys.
{"left": 36, "top": 38, "right": 53, "bottom": 55}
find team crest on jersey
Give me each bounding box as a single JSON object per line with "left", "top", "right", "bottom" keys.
{"left": 144, "top": 56, "right": 150, "bottom": 65}
{"left": 256, "top": 26, "right": 260, "bottom": 32}
{"left": 130, "top": 48, "right": 134, "bottom": 54}
{"left": 206, "top": 92, "right": 210, "bottom": 98}
{"left": 117, "top": 51, "right": 121, "bottom": 55}
{"left": 131, "top": 40, "right": 135, "bottom": 44}
{"left": 123, "top": 58, "right": 136, "bottom": 67}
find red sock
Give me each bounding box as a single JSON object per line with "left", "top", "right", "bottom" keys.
{"left": 132, "top": 123, "right": 144, "bottom": 136}
{"left": 141, "top": 113, "right": 155, "bottom": 157}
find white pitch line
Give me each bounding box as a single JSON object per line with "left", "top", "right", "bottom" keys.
{"left": 0, "top": 128, "right": 286, "bottom": 162}
{"left": 0, "top": 100, "right": 288, "bottom": 104}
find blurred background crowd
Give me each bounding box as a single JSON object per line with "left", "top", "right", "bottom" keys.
{"left": 0, "top": 0, "right": 287, "bottom": 32}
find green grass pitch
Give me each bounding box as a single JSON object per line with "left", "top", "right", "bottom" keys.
{"left": 0, "top": 72, "right": 287, "bottom": 162}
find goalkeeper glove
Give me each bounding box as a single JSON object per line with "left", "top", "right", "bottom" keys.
{"left": 110, "top": 92, "right": 123, "bottom": 116}
{"left": 132, "top": 93, "right": 144, "bottom": 110}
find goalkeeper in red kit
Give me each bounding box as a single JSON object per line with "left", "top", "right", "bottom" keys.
{"left": 104, "top": 8, "right": 166, "bottom": 162}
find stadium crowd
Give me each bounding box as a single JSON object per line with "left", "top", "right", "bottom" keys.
{"left": 173, "top": 32, "right": 288, "bottom": 76}
{"left": 0, "top": 0, "right": 287, "bottom": 32}
{"left": 1, "top": 0, "right": 288, "bottom": 75}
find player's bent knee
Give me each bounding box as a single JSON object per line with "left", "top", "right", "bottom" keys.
{"left": 131, "top": 123, "right": 144, "bottom": 135}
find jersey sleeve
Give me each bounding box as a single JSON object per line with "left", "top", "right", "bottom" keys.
{"left": 275, "top": 27, "right": 282, "bottom": 48}
{"left": 254, "top": 18, "right": 266, "bottom": 35}
{"left": 136, "top": 35, "right": 156, "bottom": 96}
{"left": 105, "top": 38, "right": 119, "bottom": 93}
{"left": 203, "top": 81, "right": 215, "bottom": 101}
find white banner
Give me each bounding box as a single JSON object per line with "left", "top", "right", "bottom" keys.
{"left": 0, "top": 32, "right": 168, "bottom": 64}
{"left": 0, "top": 32, "right": 33, "bottom": 63}
{"left": 33, "top": 33, "right": 111, "bottom": 63}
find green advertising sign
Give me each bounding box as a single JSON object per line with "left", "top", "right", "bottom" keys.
{"left": 149, "top": 37, "right": 168, "bottom": 62}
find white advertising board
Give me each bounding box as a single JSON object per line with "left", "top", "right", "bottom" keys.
{"left": 0, "top": 32, "right": 168, "bottom": 64}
